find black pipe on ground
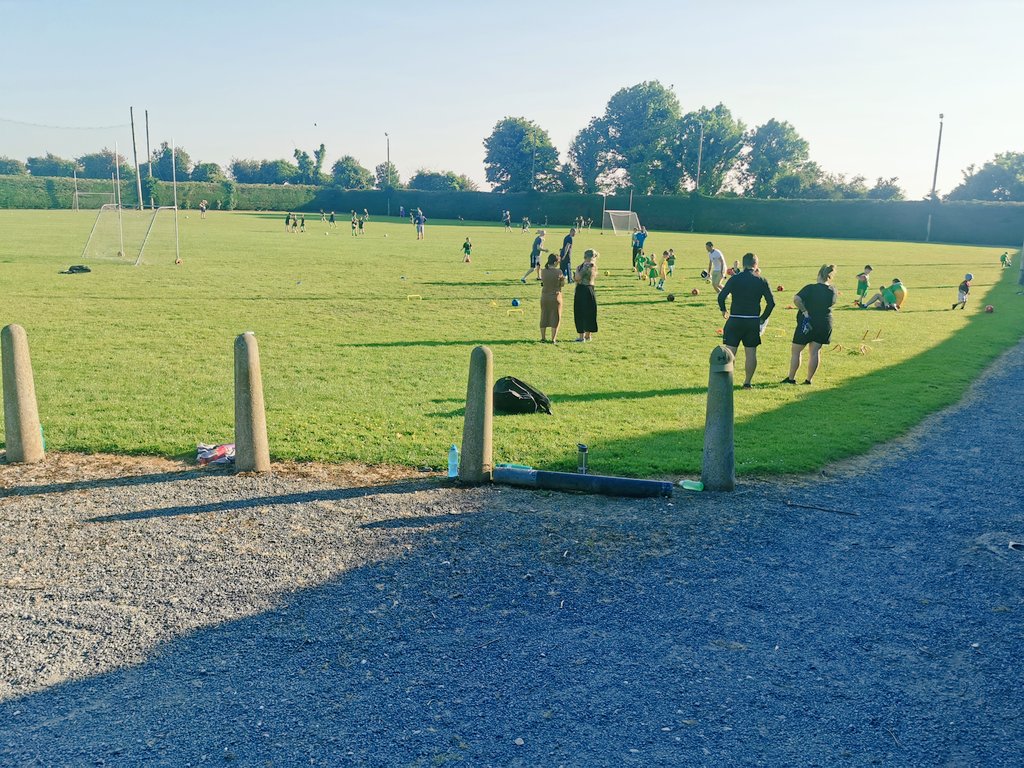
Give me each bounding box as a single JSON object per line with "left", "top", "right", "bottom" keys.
{"left": 493, "top": 466, "right": 673, "bottom": 498}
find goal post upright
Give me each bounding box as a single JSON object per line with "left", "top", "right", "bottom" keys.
{"left": 114, "top": 144, "right": 125, "bottom": 260}
{"left": 171, "top": 139, "right": 180, "bottom": 263}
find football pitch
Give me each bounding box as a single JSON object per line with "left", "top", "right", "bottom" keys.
{"left": 0, "top": 209, "right": 1019, "bottom": 478}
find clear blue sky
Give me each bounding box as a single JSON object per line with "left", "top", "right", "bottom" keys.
{"left": 1, "top": 0, "right": 1019, "bottom": 198}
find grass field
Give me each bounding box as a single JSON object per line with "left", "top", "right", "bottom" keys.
{"left": 0, "top": 209, "right": 1020, "bottom": 478}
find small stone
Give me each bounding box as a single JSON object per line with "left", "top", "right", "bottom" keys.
{"left": 514, "top": 737, "right": 525, "bottom": 746}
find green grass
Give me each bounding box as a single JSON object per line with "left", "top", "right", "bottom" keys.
{"left": 0, "top": 209, "right": 1020, "bottom": 478}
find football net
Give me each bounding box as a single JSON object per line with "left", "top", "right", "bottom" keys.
{"left": 81, "top": 204, "right": 180, "bottom": 265}
{"left": 603, "top": 210, "right": 641, "bottom": 235}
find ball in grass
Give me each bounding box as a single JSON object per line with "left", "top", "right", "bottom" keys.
{"left": 667, "top": 293, "right": 675, "bottom": 302}
{"left": 776, "top": 284, "right": 785, "bottom": 292}
{"left": 385, "top": 233, "right": 389, "bottom": 238}
{"left": 985, "top": 304, "right": 995, "bottom": 313}
{"left": 691, "top": 288, "right": 700, "bottom": 296}
{"left": 511, "top": 298, "right": 520, "bottom": 307}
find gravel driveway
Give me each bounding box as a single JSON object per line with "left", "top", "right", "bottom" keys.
{"left": 0, "top": 343, "right": 1021, "bottom": 767}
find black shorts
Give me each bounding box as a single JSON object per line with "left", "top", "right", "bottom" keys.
{"left": 723, "top": 317, "right": 761, "bottom": 348}
{"left": 792, "top": 317, "right": 832, "bottom": 346}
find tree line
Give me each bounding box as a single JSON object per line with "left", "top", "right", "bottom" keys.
{"left": 0, "top": 81, "right": 1020, "bottom": 201}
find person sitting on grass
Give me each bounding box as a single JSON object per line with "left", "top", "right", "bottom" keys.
{"left": 854, "top": 265, "right": 873, "bottom": 306}
{"left": 861, "top": 278, "right": 907, "bottom": 310}
{"left": 951, "top": 273, "right": 972, "bottom": 309}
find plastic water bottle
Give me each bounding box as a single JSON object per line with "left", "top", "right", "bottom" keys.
{"left": 678, "top": 480, "right": 704, "bottom": 491}
{"left": 577, "top": 444, "right": 588, "bottom": 474}
{"left": 448, "top": 444, "right": 460, "bottom": 478}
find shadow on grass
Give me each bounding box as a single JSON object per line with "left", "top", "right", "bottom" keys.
{"left": 336, "top": 339, "right": 535, "bottom": 349}
{"left": 85, "top": 480, "right": 432, "bottom": 523}
{"left": 584, "top": 270, "right": 1024, "bottom": 477}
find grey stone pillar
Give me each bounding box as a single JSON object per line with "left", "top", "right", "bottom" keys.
{"left": 2, "top": 324, "right": 45, "bottom": 464}
{"left": 701, "top": 345, "right": 735, "bottom": 491}
{"left": 459, "top": 345, "right": 493, "bottom": 484}
{"left": 234, "top": 332, "right": 271, "bottom": 473}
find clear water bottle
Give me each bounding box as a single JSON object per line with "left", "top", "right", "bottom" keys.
{"left": 448, "top": 444, "right": 460, "bottom": 478}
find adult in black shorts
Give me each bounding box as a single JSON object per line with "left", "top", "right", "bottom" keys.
{"left": 718, "top": 252, "right": 775, "bottom": 388}
{"left": 783, "top": 264, "right": 837, "bottom": 385}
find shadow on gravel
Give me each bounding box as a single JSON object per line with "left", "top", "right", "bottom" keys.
{"left": 85, "top": 480, "right": 432, "bottom": 523}
{"left": 0, "top": 468, "right": 225, "bottom": 499}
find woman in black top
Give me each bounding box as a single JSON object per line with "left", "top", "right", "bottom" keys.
{"left": 783, "top": 264, "right": 837, "bottom": 385}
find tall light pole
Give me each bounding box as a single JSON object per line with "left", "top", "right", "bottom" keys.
{"left": 385, "top": 132, "right": 391, "bottom": 216}
{"left": 695, "top": 120, "right": 705, "bottom": 194}
{"left": 530, "top": 131, "right": 537, "bottom": 192}
{"left": 925, "top": 113, "right": 944, "bottom": 242}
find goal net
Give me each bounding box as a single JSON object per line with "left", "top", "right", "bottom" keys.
{"left": 81, "top": 204, "right": 180, "bottom": 265}
{"left": 602, "top": 210, "right": 641, "bottom": 235}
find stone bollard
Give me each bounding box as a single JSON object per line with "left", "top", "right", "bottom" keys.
{"left": 234, "top": 332, "right": 271, "bottom": 473}
{"left": 701, "top": 345, "right": 735, "bottom": 491}
{"left": 1, "top": 324, "right": 45, "bottom": 464}
{"left": 459, "top": 345, "right": 493, "bottom": 484}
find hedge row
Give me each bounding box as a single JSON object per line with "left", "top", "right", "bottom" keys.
{"left": 2, "top": 175, "right": 1021, "bottom": 246}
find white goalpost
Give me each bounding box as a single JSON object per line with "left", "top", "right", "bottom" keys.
{"left": 602, "top": 210, "right": 642, "bottom": 235}
{"left": 78, "top": 141, "right": 181, "bottom": 265}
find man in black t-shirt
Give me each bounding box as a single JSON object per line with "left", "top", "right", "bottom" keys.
{"left": 559, "top": 228, "right": 576, "bottom": 283}
{"left": 717, "top": 252, "right": 775, "bottom": 388}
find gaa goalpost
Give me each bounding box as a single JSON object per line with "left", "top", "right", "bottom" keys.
{"left": 602, "top": 210, "right": 641, "bottom": 235}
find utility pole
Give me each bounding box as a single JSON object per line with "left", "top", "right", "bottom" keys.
{"left": 145, "top": 109, "right": 153, "bottom": 209}
{"left": 925, "top": 113, "right": 944, "bottom": 242}
{"left": 385, "top": 132, "right": 391, "bottom": 216}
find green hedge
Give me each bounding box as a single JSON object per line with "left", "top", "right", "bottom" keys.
{"left": 3, "top": 174, "right": 1022, "bottom": 246}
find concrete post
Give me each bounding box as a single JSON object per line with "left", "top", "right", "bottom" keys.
{"left": 1, "top": 325, "right": 45, "bottom": 464}
{"left": 701, "top": 345, "right": 735, "bottom": 491}
{"left": 459, "top": 345, "right": 493, "bottom": 484}
{"left": 234, "top": 332, "right": 271, "bottom": 472}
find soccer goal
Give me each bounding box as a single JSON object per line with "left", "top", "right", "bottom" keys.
{"left": 602, "top": 209, "right": 641, "bottom": 235}
{"left": 81, "top": 204, "right": 180, "bottom": 265}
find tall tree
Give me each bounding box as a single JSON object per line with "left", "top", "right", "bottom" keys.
{"left": 567, "top": 117, "right": 614, "bottom": 193}
{"left": 26, "top": 153, "right": 78, "bottom": 177}
{"left": 867, "top": 177, "right": 905, "bottom": 201}
{"left": 678, "top": 104, "right": 746, "bottom": 195}
{"left": 229, "top": 159, "right": 262, "bottom": 183}
{"left": 151, "top": 142, "right": 192, "bottom": 181}
{"left": 601, "top": 81, "right": 683, "bottom": 194}
{"left": 946, "top": 152, "right": 1024, "bottom": 201}
{"left": 259, "top": 159, "right": 300, "bottom": 184}
{"left": 331, "top": 156, "right": 373, "bottom": 189}
{"left": 313, "top": 144, "right": 328, "bottom": 184}
{"left": 408, "top": 169, "right": 478, "bottom": 192}
{"left": 0, "top": 156, "right": 27, "bottom": 175}
{"left": 75, "top": 148, "right": 133, "bottom": 180}
{"left": 375, "top": 161, "right": 401, "bottom": 190}
{"left": 293, "top": 148, "right": 315, "bottom": 184}
{"left": 190, "top": 162, "right": 225, "bottom": 182}
{"left": 744, "top": 119, "right": 810, "bottom": 197}
{"left": 483, "top": 117, "right": 560, "bottom": 193}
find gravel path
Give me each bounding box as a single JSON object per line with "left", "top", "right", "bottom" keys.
{"left": 0, "top": 342, "right": 1022, "bottom": 767}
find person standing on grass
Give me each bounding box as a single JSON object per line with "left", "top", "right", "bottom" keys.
{"left": 854, "top": 265, "right": 873, "bottom": 306}
{"left": 285, "top": 212, "right": 292, "bottom": 231}
{"left": 539, "top": 253, "right": 566, "bottom": 343}
{"left": 503, "top": 210, "right": 512, "bottom": 231}
{"left": 521, "top": 230, "right": 548, "bottom": 283}
{"left": 951, "top": 273, "right": 973, "bottom": 310}
{"left": 462, "top": 237, "right": 473, "bottom": 263}
{"left": 783, "top": 264, "right": 837, "bottom": 386}
{"left": 573, "top": 250, "right": 600, "bottom": 342}
{"left": 329, "top": 211, "right": 336, "bottom": 228}
{"left": 706, "top": 241, "right": 726, "bottom": 293}
{"left": 414, "top": 208, "right": 426, "bottom": 239}
{"left": 718, "top": 252, "right": 775, "bottom": 389}
{"left": 299, "top": 215, "right": 305, "bottom": 233}
{"left": 559, "top": 227, "right": 576, "bottom": 284}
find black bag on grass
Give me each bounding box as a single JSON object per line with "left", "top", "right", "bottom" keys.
{"left": 493, "top": 376, "right": 552, "bottom": 415}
